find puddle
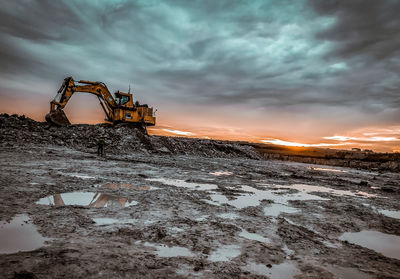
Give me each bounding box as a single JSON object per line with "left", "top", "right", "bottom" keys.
{"left": 147, "top": 178, "right": 218, "bottom": 191}
{"left": 309, "top": 167, "right": 348, "bottom": 173}
{"left": 170, "top": 227, "right": 185, "bottom": 233}
{"left": 36, "top": 192, "right": 138, "bottom": 208}
{"left": 0, "top": 214, "right": 50, "bottom": 254}
{"left": 339, "top": 230, "right": 400, "bottom": 260}
{"left": 282, "top": 244, "right": 294, "bottom": 259}
{"left": 97, "top": 183, "right": 157, "bottom": 191}
{"left": 209, "top": 185, "right": 328, "bottom": 209}
{"left": 239, "top": 229, "right": 270, "bottom": 243}
{"left": 325, "top": 265, "right": 374, "bottom": 279}
{"left": 64, "top": 173, "right": 96, "bottom": 179}
{"left": 217, "top": 212, "right": 239, "bottom": 219}
{"left": 210, "top": 171, "right": 233, "bottom": 176}
{"left": 378, "top": 209, "right": 400, "bottom": 219}
{"left": 93, "top": 218, "right": 136, "bottom": 225}
{"left": 208, "top": 244, "right": 241, "bottom": 262}
{"left": 142, "top": 242, "right": 195, "bottom": 257}
{"left": 322, "top": 240, "right": 341, "bottom": 249}
{"left": 195, "top": 215, "right": 209, "bottom": 221}
{"left": 271, "top": 184, "right": 377, "bottom": 198}
{"left": 264, "top": 204, "right": 300, "bottom": 217}
{"left": 243, "top": 261, "right": 300, "bottom": 279}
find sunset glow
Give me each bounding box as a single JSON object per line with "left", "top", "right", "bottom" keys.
{"left": 162, "top": 129, "right": 195, "bottom": 136}
{"left": 324, "top": 136, "right": 400, "bottom": 142}
{"left": 260, "top": 139, "right": 349, "bottom": 148}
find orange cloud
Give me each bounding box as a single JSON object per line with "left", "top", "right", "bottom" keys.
{"left": 260, "top": 138, "right": 349, "bottom": 147}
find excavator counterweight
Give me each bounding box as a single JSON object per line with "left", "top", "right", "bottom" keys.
{"left": 46, "top": 77, "right": 156, "bottom": 127}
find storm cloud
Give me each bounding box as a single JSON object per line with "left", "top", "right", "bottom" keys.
{"left": 0, "top": 0, "right": 399, "bottom": 149}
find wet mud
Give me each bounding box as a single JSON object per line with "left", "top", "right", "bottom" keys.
{"left": 0, "top": 115, "right": 400, "bottom": 278}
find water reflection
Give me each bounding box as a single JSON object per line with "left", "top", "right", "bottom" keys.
{"left": 309, "top": 167, "right": 347, "bottom": 173}
{"left": 36, "top": 183, "right": 151, "bottom": 208}
{"left": 243, "top": 260, "right": 300, "bottom": 279}
{"left": 270, "top": 184, "right": 377, "bottom": 198}
{"left": 210, "top": 171, "right": 233, "bottom": 176}
{"left": 209, "top": 185, "right": 328, "bottom": 209}
{"left": 142, "top": 242, "right": 195, "bottom": 257}
{"left": 239, "top": 229, "right": 271, "bottom": 243}
{"left": 208, "top": 244, "right": 241, "bottom": 262}
{"left": 339, "top": 230, "right": 400, "bottom": 260}
{"left": 0, "top": 214, "right": 50, "bottom": 254}
{"left": 378, "top": 209, "right": 400, "bottom": 219}
{"left": 146, "top": 178, "right": 218, "bottom": 191}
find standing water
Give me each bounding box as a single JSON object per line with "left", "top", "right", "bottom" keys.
{"left": 339, "top": 230, "right": 400, "bottom": 260}
{"left": 0, "top": 214, "right": 50, "bottom": 254}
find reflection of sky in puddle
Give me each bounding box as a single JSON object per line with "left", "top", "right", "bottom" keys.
{"left": 36, "top": 192, "right": 138, "bottom": 208}
{"left": 325, "top": 265, "right": 374, "bottom": 279}
{"left": 217, "top": 212, "right": 239, "bottom": 219}
{"left": 146, "top": 178, "right": 218, "bottom": 191}
{"left": 195, "top": 215, "right": 209, "bottom": 221}
{"left": 209, "top": 171, "right": 233, "bottom": 176}
{"left": 64, "top": 173, "right": 96, "bottom": 179}
{"left": 208, "top": 244, "right": 241, "bottom": 262}
{"left": 322, "top": 240, "right": 342, "bottom": 249}
{"left": 36, "top": 183, "right": 152, "bottom": 208}
{"left": 93, "top": 218, "right": 136, "bottom": 225}
{"left": 264, "top": 204, "right": 300, "bottom": 217}
{"left": 209, "top": 185, "right": 328, "bottom": 209}
{"left": 243, "top": 261, "right": 300, "bottom": 279}
{"left": 170, "top": 227, "right": 185, "bottom": 233}
{"left": 378, "top": 209, "right": 400, "bottom": 219}
{"left": 272, "top": 184, "right": 377, "bottom": 198}
{"left": 0, "top": 214, "right": 50, "bottom": 254}
{"left": 239, "top": 229, "right": 270, "bottom": 243}
{"left": 339, "top": 230, "right": 400, "bottom": 260}
{"left": 282, "top": 244, "right": 294, "bottom": 259}
{"left": 309, "top": 167, "right": 348, "bottom": 173}
{"left": 142, "top": 242, "right": 195, "bottom": 257}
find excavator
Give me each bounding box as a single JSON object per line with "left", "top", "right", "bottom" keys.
{"left": 46, "top": 77, "right": 156, "bottom": 127}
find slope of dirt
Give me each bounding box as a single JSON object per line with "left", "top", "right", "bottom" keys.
{"left": 0, "top": 114, "right": 261, "bottom": 159}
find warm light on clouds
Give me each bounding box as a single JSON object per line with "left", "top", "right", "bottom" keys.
{"left": 162, "top": 129, "right": 194, "bottom": 136}
{"left": 323, "top": 136, "right": 400, "bottom": 142}
{"left": 261, "top": 139, "right": 348, "bottom": 148}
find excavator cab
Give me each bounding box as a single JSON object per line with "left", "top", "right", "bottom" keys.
{"left": 114, "top": 91, "right": 133, "bottom": 108}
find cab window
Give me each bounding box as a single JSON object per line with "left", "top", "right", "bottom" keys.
{"left": 120, "top": 96, "right": 130, "bottom": 105}
{"left": 116, "top": 95, "right": 130, "bottom": 106}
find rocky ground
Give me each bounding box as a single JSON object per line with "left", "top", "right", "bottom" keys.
{"left": 0, "top": 114, "right": 399, "bottom": 279}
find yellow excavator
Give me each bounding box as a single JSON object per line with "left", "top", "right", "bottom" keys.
{"left": 46, "top": 77, "right": 156, "bottom": 127}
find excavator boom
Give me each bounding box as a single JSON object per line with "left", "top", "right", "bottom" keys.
{"left": 46, "top": 77, "right": 156, "bottom": 127}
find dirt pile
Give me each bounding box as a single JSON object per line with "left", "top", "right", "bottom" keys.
{"left": 0, "top": 114, "right": 261, "bottom": 159}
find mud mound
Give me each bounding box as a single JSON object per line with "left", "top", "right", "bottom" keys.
{"left": 0, "top": 114, "right": 261, "bottom": 159}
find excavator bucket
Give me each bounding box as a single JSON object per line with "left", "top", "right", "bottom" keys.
{"left": 45, "top": 110, "right": 71, "bottom": 126}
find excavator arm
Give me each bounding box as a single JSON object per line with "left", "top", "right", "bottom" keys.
{"left": 46, "top": 77, "right": 117, "bottom": 125}
{"left": 46, "top": 76, "right": 156, "bottom": 127}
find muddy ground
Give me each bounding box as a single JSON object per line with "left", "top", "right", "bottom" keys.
{"left": 0, "top": 116, "right": 400, "bottom": 278}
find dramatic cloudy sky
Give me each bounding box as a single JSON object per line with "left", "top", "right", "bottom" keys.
{"left": 0, "top": 0, "right": 399, "bottom": 151}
